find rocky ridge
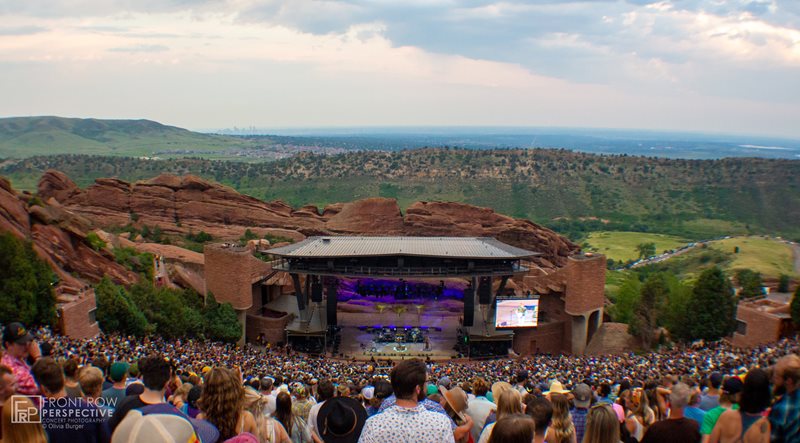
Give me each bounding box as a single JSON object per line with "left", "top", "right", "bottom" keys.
{"left": 0, "top": 176, "right": 138, "bottom": 295}
{"left": 37, "top": 170, "right": 579, "bottom": 268}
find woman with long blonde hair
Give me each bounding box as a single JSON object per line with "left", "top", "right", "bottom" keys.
{"left": 583, "top": 404, "right": 621, "bottom": 443}
{"left": 2, "top": 396, "right": 47, "bottom": 443}
{"left": 243, "top": 387, "right": 291, "bottom": 443}
{"left": 546, "top": 393, "right": 577, "bottom": 443}
{"left": 197, "top": 367, "right": 257, "bottom": 440}
{"left": 478, "top": 389, "right": 523, "bottom": 443}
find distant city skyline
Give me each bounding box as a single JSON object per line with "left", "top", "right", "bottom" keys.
{"left": 1, "top": 1, "right": 799, "bottom": 138}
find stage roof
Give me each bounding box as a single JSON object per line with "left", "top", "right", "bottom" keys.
{"left": 268, "top": 236, "right": 539, "bottom": 259}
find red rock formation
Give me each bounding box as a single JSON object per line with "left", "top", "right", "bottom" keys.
{"left": 37, "top": 170, "right": 578, "bottom": 269}
{"left": 0, "top": 177, "right": 30, "bottom": 238}
{"left": 326, "top": 198, "right": 405, "bottom": 235}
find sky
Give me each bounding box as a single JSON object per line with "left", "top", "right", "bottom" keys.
{"left": 1, "top": 0, "right": 799, "bottom": 138}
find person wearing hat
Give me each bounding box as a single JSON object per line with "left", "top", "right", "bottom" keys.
{"left": 1, "top": 322, "right": 40, "bottom": 396}
{"left": 570, "top": 383, "right": 592, "bottom": 443}
{"left": 700, "top": 376, "right": 742, "bottom": 441}
{"left": 111, "top": 407, "right": 211, "bottom": 443}
{"left": 317, "top": 396, "right": 367, "bottom": 443}
{"left": 104, "top": 362, "right": 131, "bottom": 409}
{"left": 359, "top": 359, "right": 454, "bottom": 443}
{"left": 440, "top": 386, "right": 474, "bottom": 443}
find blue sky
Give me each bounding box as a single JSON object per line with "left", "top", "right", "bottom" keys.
{"left": 1, "top": 0, "right": 799, "bottom": 137}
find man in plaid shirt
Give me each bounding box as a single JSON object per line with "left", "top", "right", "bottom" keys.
{"left": 769, "top": 354, "right": 800, "bottom": 443}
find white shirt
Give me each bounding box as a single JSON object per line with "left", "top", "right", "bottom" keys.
{"left": 358, "top": 403, "right": 455, "bottom": 443}
{"left": 307, "top": 400, "right": 325, "bottom": 439}
{"left": 467, "top": 396, "right": 496, "bottom": 442}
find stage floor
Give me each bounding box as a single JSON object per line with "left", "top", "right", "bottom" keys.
{"left": 337, "top": 306, "right": 462, "bottom": 361}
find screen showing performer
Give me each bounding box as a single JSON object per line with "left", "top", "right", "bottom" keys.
{"left": 495, "top": 298, "right": 539, "bottom": 328}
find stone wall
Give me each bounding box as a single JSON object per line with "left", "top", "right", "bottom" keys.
{"left": 513, "top": 321, "right": 569, "bottom": 355}
{"left": 246, "top": 314, "right": 292, "bottom": 345}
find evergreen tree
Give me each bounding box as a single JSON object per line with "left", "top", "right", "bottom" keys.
{"left": 631, "top": 273, "right": 669, "bottom": 348}
{"left": 791, "top": 285, "right": 800, "bottom": 329}
{"left": 660, "top": 273, "right": 693, "bottom": 341}
{"left": 778, "top": 274, "right": 790, "bottom": 293}
{"left": 203, "top": 293, "right": 242, "bottom": 342}
{"left": 610, "top": 274, "right": 641, "bottom": 324}
{"left": 735, "top": 269, "right": 763, "bottom": 299}
{"left": 0, "top": 233, "right": 56, "bottom": 326}
{"left": 686, "top": 267, "right": 737, "bottom": 341}
{"left": 636, "top": 243, "right": 656, "bottom": 260}
{"left": 95, "top": 278, "right": 149, "bottom": 336}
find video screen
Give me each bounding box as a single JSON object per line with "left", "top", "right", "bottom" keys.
{"left": 495, "top": 298, "right": 539, "bottom": 328}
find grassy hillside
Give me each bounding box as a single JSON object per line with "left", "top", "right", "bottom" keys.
{"left": 584, "top": 231, "right": 690, "bottom": 262}
{"left": 708, "top": 237, "right": 796, "bottom": 277}
{"left": 2, "top": 150, "right": 799, "bottom": 242}
{"left": 0, "top": 116, "right": 252, "bottom": 158}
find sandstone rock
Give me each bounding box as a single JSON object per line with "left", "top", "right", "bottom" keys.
{"left": 37, "top": 171, "right": 578, "bottom": 269}
{"left": 0, "top": 178, "right": 30, "bottom": 238}
{"left": 37, "top": 170, "right": 81, "bottom": 203}
{"left": 326, "top": 198, "right": 404, "bottom": 234}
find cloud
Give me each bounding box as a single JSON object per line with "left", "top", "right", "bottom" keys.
{"left": 0, "top": 25, "right": 47, "bottom": 35}
{"left": 108, "top": 44, "right": 169, "bottom": 53}
{"left": 0, "top": 0, "right": 798, "bottom": 137}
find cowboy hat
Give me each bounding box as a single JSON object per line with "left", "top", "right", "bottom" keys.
{"left": 544, "top": 381, "right": 570, "bottom": 396}
{"left": 316, "top": 396, "right": 368, "bottom": 443}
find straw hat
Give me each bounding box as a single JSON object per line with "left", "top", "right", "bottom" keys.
{"left": 544, "top": 381, "right": 570, "bottom": 396}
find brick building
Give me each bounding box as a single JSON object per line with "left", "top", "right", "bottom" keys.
{"left": 732, "top": 294, "right": 795, "bottom": 348}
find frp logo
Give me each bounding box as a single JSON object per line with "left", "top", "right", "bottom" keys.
{"left": 11, "top": 395, "right": 42, "bottom": 423}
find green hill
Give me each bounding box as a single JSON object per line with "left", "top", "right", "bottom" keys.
{"left": 584, "top": 231, "right": 690, "bottom": 262}
{"left": 2, "top": 150, "right": 799, "bottom": 242}
{"left": 0, "top": 116, "right": 250, "bottom": 158}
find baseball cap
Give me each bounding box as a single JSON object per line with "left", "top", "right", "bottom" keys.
{"left": 361, "top": 386, "right": 375, "bottom": 400}
{"left": 572, "top": 383, "right": 592, "bottom": 408}
{"left": 439, "top": 376, "right": 452, "bottom": 389}
{"left": 722, "top": 377, "right": 743, "bottom": 395}
{"left": 3, "top": 322, "right": 33, "bottom": 345}
{"left": 110, "top": 362, "right": 130, "bottom": 382}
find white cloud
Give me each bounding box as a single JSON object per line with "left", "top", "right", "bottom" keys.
{"left": 0, "top": 0, "right": 798, "bottom": 137}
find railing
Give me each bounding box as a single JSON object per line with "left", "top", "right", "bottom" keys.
{"left": 271, "top": 258, "right": 528, "bottom": 277}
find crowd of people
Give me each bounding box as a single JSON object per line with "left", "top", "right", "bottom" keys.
{"left": 0, "top": 321, "right": 798, "bottom": 443}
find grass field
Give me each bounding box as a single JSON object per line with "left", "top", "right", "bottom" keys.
{"left": 708, "top": 236, "right": 796, "bottom": 278}
{"left": 585, "top": 231, "right": 689, "bottom": 262}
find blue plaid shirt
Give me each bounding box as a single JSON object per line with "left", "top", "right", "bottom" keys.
{"left": 769, "top": 389, "right": 799, "bottom": 443}
{"left": 571, "top": 407, "right": 588, "bottom": 443}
